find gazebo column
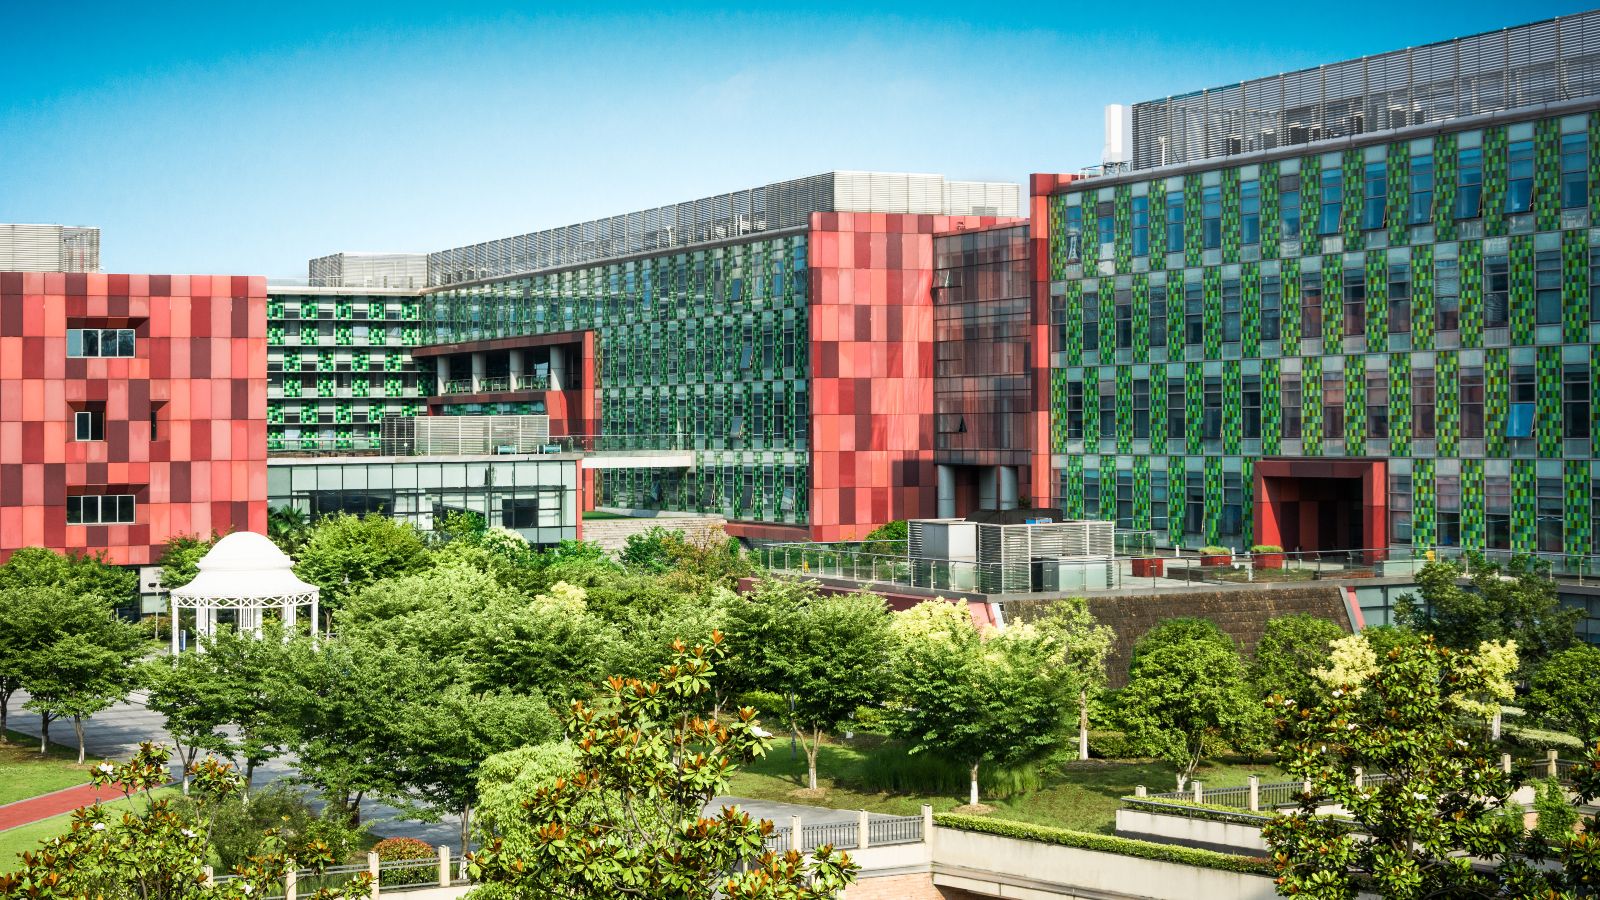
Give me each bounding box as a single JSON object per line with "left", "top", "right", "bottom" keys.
{"left": 310, "top": 593, "right": 319, "bottom": 648}
{"left": 284, "top": 598, "right": 297, "bottom": 633}
{"left": 170, "top": 594, "right": 180, "bottom": 658}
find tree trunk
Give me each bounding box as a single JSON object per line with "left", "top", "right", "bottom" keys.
{"left": 460, "top": 803, "right": 472, "bottom": 853}
{"left": 39, "top": 713, "right": 49, "bottom": 756}
{"left": 0, "top": 691, "right": 10, "bottom": 741}
{"left": 1078, "top": 688, "right": 1090, "bottom": 761}
{"left": 73, "top": 715, "right": 85, "bottom": 765}
{"left": 804, "top": 727, "right": 821, "bottom": 791}
{"left": 969, "top": 762, "right": 980, "bottom": 807}
{"left": 1491, "top": 707, "right": 1502, "bottom": 741}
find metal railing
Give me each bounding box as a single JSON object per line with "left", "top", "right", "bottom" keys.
{"left": 544, "top": 433, "right": 700, "bottom": 453}
{"left": 868, "top": 815, "right": 924, "bottom": 845}
{"left": 443, "top": 378, "right": 475, "bottom": 394}
{"left": 760, "top": 814, "right": 924, "bottom": 855}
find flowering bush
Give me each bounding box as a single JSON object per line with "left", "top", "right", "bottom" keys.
{"left": 374, "top": 836, "right": 436, "bottom": 886}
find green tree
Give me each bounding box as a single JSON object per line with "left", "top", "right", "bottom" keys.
{"left": 155, "top": 532, "right": 222, "bottom": 590}
{"left": 468, "top": 634, "right": 858, "bottom": 899}
{"left": 474, "top": 742, "right": 579, "bottom": 853}
{"left": 727, "top": 580, "right": 892, "bottom": 790}
{"left": 142, "top": 651, "right": 234, "bottom": 792}
{"left": 293, "top": 513, "right": 432, "bottom": 618}
{"left": 0, "top": 587, "right": 57, "bottom": 740}
{"left": 1534, "top": 777, "right": 1577, "bottom": 843}
{"left": 18, "top": 593, "right": 143, "bottom": 762}
{"left": 0, "top": 546, "right": 138, "bottom": 603}
{"left": 0, "top": 743, "right": 369, "bottom": 900}
{"left": 1525, "top": 644, "right": 1600, "bottom": 744}
{"left": 1034, "top": 597, "right": 1114, "bottom": 761}
{"left": 619, "top": 526, "right": 690, "bottom": 574}
{"left": 1249, "top": 614, "right": 1348, "bottom": 707}
{"left": 1396, "top": 555, "right": 1578, "bottom": 676}
{"left": 267, "top": 504, "right": 311, "bottom": 556}
{"left": 1119, "top": 636, "right": 1256, "bottom": 788}
{"left": 1128, "top": 616, "right": 1233, "bottom": 670}
{"left": 1263, "top": 635, "right": 1564, "bottom": 899}
{"left": 199, "top": 624, "right": 294, "bottom": 787}
{"left": 887, "top": 600, "right": 1074, "bottom": 807}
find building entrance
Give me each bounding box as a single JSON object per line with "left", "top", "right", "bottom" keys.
{"left": 1253, "top": 459, "right": 1387, "bottom": 554}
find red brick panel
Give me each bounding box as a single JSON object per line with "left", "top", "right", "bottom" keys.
{"left": 0, "top": 271, "right": 267, "bottom": 566}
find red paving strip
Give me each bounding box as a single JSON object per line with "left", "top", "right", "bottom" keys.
{"left": 0, "top": 781, "right": 142, "bottom": 831}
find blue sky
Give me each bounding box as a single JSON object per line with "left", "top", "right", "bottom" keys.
{"left": 1, "top": 1, "right": 1591, "bottom": 277}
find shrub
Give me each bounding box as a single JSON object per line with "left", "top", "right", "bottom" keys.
{"left": 1502, "top": 722, "right": 1584, "bottom": 752}
{"left": 933, "top": 813, "right": 1274, "bottom": 875}
{"left": 735, "top": 690, "right": 788, "bottom": 719}
{"left": 1086, "top": 729, "right": 1150, "bottom": 760}
{"left": 1250, "top": 545, "right": 1283, "bottom": 554}
{"left": 373, "top": 836, "right": 436, "bottom": 886}
{"left": 1534, "top": 777, "right": 1577, "bottom": 841}
{"left": 1197, "top": 546, "right": 1231, "bottom": 556}
{"left": 191, "top": 783, "right": 366, "bottom": 871}
{"left": 854, "top": 744, "right": 1041, "bottom": 799}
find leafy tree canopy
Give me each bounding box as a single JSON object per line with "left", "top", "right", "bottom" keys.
{"left": 1525, "top": 644, "right": 1600, "bottom": 744}
{"left": 1396, "top": 554, "right": 1578, "bottom": 676}
{"left": 1250, "top": 614, "right": 1349, "bottom": 706}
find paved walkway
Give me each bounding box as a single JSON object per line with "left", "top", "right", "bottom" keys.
{"left": 0, "top": 781, "right": 137, "bottom": 831}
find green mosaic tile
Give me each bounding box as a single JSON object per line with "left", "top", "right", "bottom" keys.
{"left": 1241, "top": 456, "right": 1255, "bottom": 544}
{"left": 1114, "top": 184, "right": 1134, "bottom": 273}
{"left": 1149, "top": 180, "right": 1168, "bottom": 258}
{"left": 1485, "top": 347, "right": 1510, "bottom": 457}
{"left": 1510, "top": 235, "right": 1535, "bottom": 345}
{"left": 1593, "top": 344, "right": 1600, "bottom": 460}
{"left": 1241, "top": 263, "right": 1261, "bottom": 357}
{"left": 1063, "top": 280, "right": 1083, "bottom": 366}
{"left": 1185, "top": 363, "right": 1204, "bottom": 454}
{"left": 1261, "top": 357, "right": 1282, "bottom": 455}
{"left": 1389, "top": 352, "right": 1412, "bottom": 456}
{"left": 1150, "top": 369, "right": 1168, "bottom": 455}
{"left": 1538, "top": 345, "right": 1562, "bottom": 458}
{"left": 1461, "top": 458, "right": 1485, "bottom": 548}
{"left": 1567, "top": 460, "right": 1592, "bottom": 557}
{"left": 1564, "top": 229, "right": 1589, "bottom": 344}
{"left": 1167, "top": 455, "right": 1185, "bottom": 548}
{"left": 1050, "top": 367, "right": 1069, "bottom": 452}
{"left": 1261, "top": 161, "right": 1281, "bottom": 260}
{"left": 1204, "top": 456, "right": 1224, "bottom": 546}
{"left": 1132, "top": 455, "right": 1151, "bottom": 530}
{"left": 1536, "top": 118, "right": 1562, "bottom": 233}
{"left": 1203, "top": 268, "right": 1223, "bottom": 360}
{"left": 351, "top": 378, "right": 369, "bottom": 398}
{"left": 1280, "top": 257, "right": 1302, "bottom": 346}
{"left": 1342, "top": 150, "right": 1364, "bottom": 246}
{"left": 1413, "top": 458, "right": 1436, "bottom": 547}
{"left": 266, "top": 402, "right": 284, "bottom": 425}
{"left": 1302, "top": 355, "right": 1324, "bottom": 455}
{"left": 1387, "top": 142, "right": 1410, "bottom": 246}
{"left": 1116, "top": 366, "right": 1134, "bottom": 453}
{"left": 1345, "top": 355, "right": 1366, "bottom": 454}
{"left": 1366, "top": 250, "right": 1387, "bottom": 353}
{"left": 1412, "top": 244, "right": 1435, "bottom": 349}
{"left": 1322, "top": 259, "right": 1344, "bottom": 353}
{"left": 1223, "top": 360, "right": 1242, "bottom": 454}
{"left": 1435, "top": 133, "right": 1460, "bottom": 241}
{"left": 1082, "top": 199, "right": 1100, "bottom": 269}
{"left": 1049, "top": 194, "right": 1069, "bottom": 280}
{"left": 1591, "top": 114, "right": 1600, "bottom": 224}
{"left": 1483, "top": 126, "right": 1509, "bottom": 237}
{"left": 1460, "top": 240, "right": 1484, "bottom": 347}
{"left": 1184, "top": 174, "right": 1204, "bottom": 267}
{"left": 1065, "top": 454, "right": 1084, "bottom": 518}
{"left": 1512, "top": 459, "right": 1536, "bottom": 552}
{"left": 1100, "top": 454, "right": 1118, "bottom": 521}
{"left": 1301, "top": 155, "right": 1322, "bottom": 247}
{"left": 1221, "top": 168, "right": 1241, "bottom": 264}
{"left": 1132, "top": 273, "right": 1150, "bottom": 359}
{"left": 1437, "top": 351, "right": 1460, "bottom": 456}
{"left": 1167, "top": 269, "right": 1186, "bottom": 358}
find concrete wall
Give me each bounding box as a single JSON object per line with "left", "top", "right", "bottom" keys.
{"left": 1114, "top": 807, "right": 1271, "bottom": 855}
{"left": 1005, "top": 585, "right": 1352, "bottom": 687}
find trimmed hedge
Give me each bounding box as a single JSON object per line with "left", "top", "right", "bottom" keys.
{"left": 373, "top": 836, "right": 435, "bottom": 886}
{"left": 933, "top": 813, "right": 1275, "bottom": 876}
{"left": 1118, "top": 797, "right": 1276, "bottom": 826}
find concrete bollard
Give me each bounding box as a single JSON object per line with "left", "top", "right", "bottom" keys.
{"left": 1248, "top": 775, "right": 1260, "bottom": 812}
{"left": 1502, "top": 753, "right": 1513, "bottom": 775}
{"left": 286, "top": 865, "right": 298, "bottom": 900}
{"left": 1354, "top": 767, "right": 1364, "bottom": 789}
{"left": 790, "top": 815, "right": 803, "bottom": 852}
{"left": 922, "top": 803, "right": 934, "bottom": 840}
{"left": 1134, "top": 784, "right": 1147, "bottom": 798}
{"left": 439, "top": 845, "right": 451, "bottom": 887}
{"left": 858, "top": 810, "right": 871, "bottom": 850}
{"left": 1191, "top": 781, "right": 1203, "bottom": 804}
{"left": 1303, "top": 778, "right": 1312, "bottom": 796}
{"left": 368, "top": 851, "right": 380, "bottom": 900}
{"left": 1548, "top": 749, "right": 1560, "bottom": 778}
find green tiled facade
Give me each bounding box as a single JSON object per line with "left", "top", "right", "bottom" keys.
{"left": 1051, "top": 109, "right": 1600, "bottom": 555}
{"left": 420, "top": 235, "right": 812, "bottom": 528}
{"left": 267, "top": 291, "right": 427, "bottom": 453}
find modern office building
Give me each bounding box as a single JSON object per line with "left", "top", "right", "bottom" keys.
{"left": 0, "top": 271, "right": 268, "bottom": 566}
{"left": 1043, "top": 11, "right": 1600, "bottom": 556}
{"left": 0, "top": 224, "right": 100, "bottom": 273}
{"left": 266, "top": 286, "right": 428, "bottom": 453}
{"left": 417, "top": 171, "right": 1022, "bottom": 540}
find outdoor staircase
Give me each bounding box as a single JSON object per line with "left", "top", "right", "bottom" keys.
{"left": 580, "top": 513, "right": 728, "bottom": 554}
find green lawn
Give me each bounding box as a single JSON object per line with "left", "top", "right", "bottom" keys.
{"left": 725, "top": 736, "right": 1283, "bottom": 835}
{"left": 0, "top": 729, "right": 113, "bottom": 807}
{"left": 0, "top": 787, "right": 175, "bottom": 866}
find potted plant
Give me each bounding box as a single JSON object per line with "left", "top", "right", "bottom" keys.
{"left": 1251, "top": 544, "right": 1285, "bottom": 569}
{"left": 1130, "top": 557, "right": 1165, "bottom": 577}
{"left": 1197, "top": 546, "right": 1232, "bottom": 567}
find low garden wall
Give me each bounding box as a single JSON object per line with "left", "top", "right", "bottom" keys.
{"left": 1114, "top": 802, "right": 1272, "bottom": 855}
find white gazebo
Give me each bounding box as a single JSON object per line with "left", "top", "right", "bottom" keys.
{"left": 169, "top": 531, "right": 319, "bottom": 654}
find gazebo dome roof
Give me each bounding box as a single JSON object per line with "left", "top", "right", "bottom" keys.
{"left": 170, "top": 531, "right": 319, "bottom": 602}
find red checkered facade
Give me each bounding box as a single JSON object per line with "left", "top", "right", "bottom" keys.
{"left": 0, "top": 272, "right": 268, "bottom": 566}
{"left": 806, "top": 212, "right": 1019, "bottom": 541}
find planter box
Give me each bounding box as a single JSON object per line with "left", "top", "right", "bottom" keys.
{"left": 1199, "top": 555, "right": 1231, "bottom": 567}
{"left": 1253, "top": 553, "right": 1284, "bottom": 570}
{"left": 1131, "top": 558, "right": 1165, "bottom": 578}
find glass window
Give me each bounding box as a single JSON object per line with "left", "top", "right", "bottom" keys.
{"left": 1591, "top": 245, "right": 1600, "bottom": 323}
{"left": 1202, "top": 376, "right": 1223, "bottom": 442}
{"left": 1301, "top": 270, "right": 1323, "bottom": 339}
{"left": 1561, "top": 132, "right": 1589, "bottom": 210}
{"left": 1367, "top": 370, "right": 1388, "bottom": 439}
{"left": 1323, "top": 370, "right": 1345, "bottom": 437}
{"left": 1261, "top": 274, "right": 1282, "bottom": 342}
{"left": 1538, "top": 476, "right": 1563, "bottom": 553}
{"left": 1456, "top": 147, "right": 1484, "bottom": 219}
{"left": 1362, "top": 161, "right": 1386, "bottom": 230}
{"left": 1114, "top": 290, "right": 1134, "bottom": 350}
{"left": 1408, "top": 153, "right": 1435, "bottom": 225}
{"left": 66, "top": 328, "right": 135, "bottom": 359}
{"left": 1116, "top": 470, "right": 1135, "bottom": 529}
{"left": 73, "top": 410, "right": 103, "bottom": 442}
{"left": 1150, "top": 470, "right": 1169, "bottom": 533}
{"left": 1221, "top": 472, "right": 1243, "bottom": 541}
{"left": 1388, "top": 262, "right": 1411, "bottom": 334}
{"left": 1344, "top": 266, "right": 1366, "bottom": 340}
{"left": 1202, "top": 185, "right": 1222, "bottom": 249}
{"left": 1064, "top": 205, "right": 1083, "bottom": 264}
{"left": 1390, "top": 475, "right": 1413, "bottom": 544}
{"left": 1221, "top": 279, "right": 1241, "bottom": 343}
{"left": 1185, "top": 471, "right": 1205, "bottom": 536}
{"left": 1131, "top": 196, "right": 1150, "bottom": 256}
{"left": 1461, "top": 367, "right": 1485, "bottom": 438}
{"left": 1486, "top": 474, "right": 1511, "bottom": 549}
{"left": 1318, "top": 167, "right": 1342, "bottom": 235}
{"left": 1240, "top": 180, "right": 1261, "bottom": 245}
{"left": 66, "top": 494, "right": 136, "bottom": 525}
{"left": 1165, "top": 191, "right": 1185, "bottom": 253}
{"left": 1437, "top": 474, "right": 1462, "bottom": 546}
{"left": 1414, "top": 370, "right": 1436, "bottom": 439}
{"left": 1565, "top": 363, "right": 1591, "bottom": 440}
{"left": 1083, "top": 469, "right": 1100, "bottom": 518}
{"left": 1066, "top": 380, "right": 1084, "bottom": 440}
{"left": 1132, "top": 378, "right": 1151, "bottom": 439}
{"left": 1436, "top": 256, "right": 1461, "bottom": 332}
{"left": 1536, "top": 249, "right": 1562, "bottom": 326}
{"left": 1184, "top": 279, "right": 1203, "bottom": 346}
{"left": 1166, "top": 376, "right": 1185, "bottom": 441}
{"left": 1098, "top": 379, "right": 1115, "bottom": 444}
{"left": 1504, "top": 140, "right": 1535, "bottom": 214}
{"left": 1509, "top": 365, "right": 1535, "bottom": 440}
{"left": 1280, "top": 179, "right": 1302, "bottom": 238}
{"left": 1485, "top": 252, "right": 1510, "bottom": 328}
{"left": 1282, "top": 372, "right": 1302, "bottom": 438}
{"left": 1243, "top": 374, "right": 1262, "bottom": 439}
{"left": 1082, "top": 291, "right": 1100, "bottom": 353}
{"left": 1149, "top": 285, "right": 1168, "bottom": 349}
{"left": 1097, "top": 209, "right": 1115, "bottom": 248}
